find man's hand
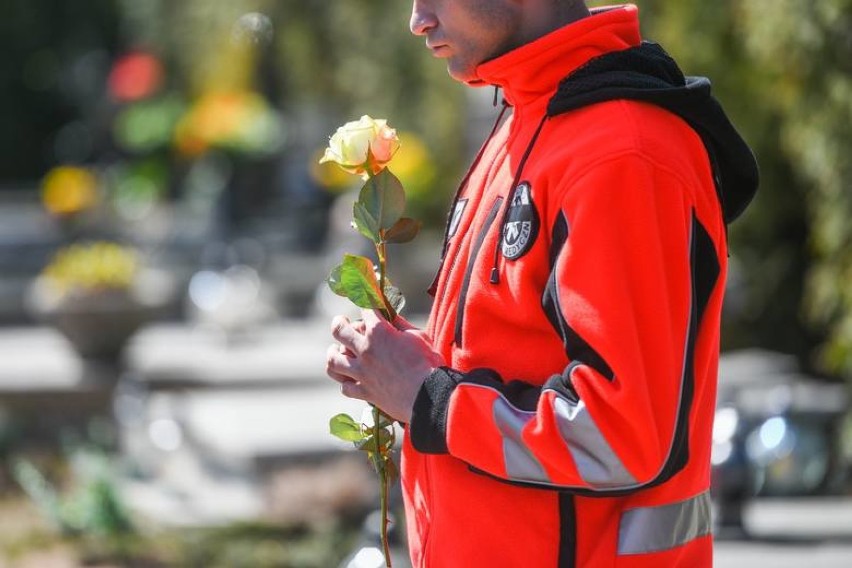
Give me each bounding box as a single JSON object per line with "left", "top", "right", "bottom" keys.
{"left": 326, "top": 309, "right": 444, "bottom": 423}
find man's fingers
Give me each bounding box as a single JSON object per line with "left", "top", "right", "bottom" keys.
{"left": 362, "top": 308, "right": 419, "bottom": 333}
{"left": 340, "top": 380, "right": 367, "bottom": 401}
{"left": 327, "top": 369, "right": 353, "bottom": 384}
{"left": 351, "top": 319, "right": 366, "bottom": 334}
{"left": 361, "top": 309, "right": 399, "bottom": 340}
{"left": 331, "top": 315, "right": 365, "bottom": 351}
{"left": 361, "top": 309, "right": 380, "bottom": 322}
{"left": 326, "top": 343, "right": 358, "bottom": 380}
{"left": 361, "top": 309, "right": 386, "bottom": 326}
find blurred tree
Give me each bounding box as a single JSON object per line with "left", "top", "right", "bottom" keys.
{"left": 1, "top": 0, "right": 466, "bottom": 237}
{"left": 117, "top": 0, "right": 468, "bottom": 229}
{"left": 736, "top": 0, "right": 852, "bottom": 379}
{"left": 268, "top": 0, "right": 469, "bottom": 227}
{"left": 628, "top": 0, "right": 851, "bottom": 380}
{"left": 0, "top": 0, "right": 120, "bottom": 183}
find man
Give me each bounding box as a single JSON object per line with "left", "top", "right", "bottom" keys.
{"left": 326, "top": 2, "right": 758, "bottom": 566}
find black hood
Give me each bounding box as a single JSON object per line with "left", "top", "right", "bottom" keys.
{"left": 547, "top": 41, "right": 758, "bottom": 224}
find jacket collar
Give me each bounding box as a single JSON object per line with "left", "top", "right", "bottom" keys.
{"left": 474, "top": 5, "right": 642, "bottom": 109}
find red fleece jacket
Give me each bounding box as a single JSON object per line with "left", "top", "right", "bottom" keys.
{"left": 402, "top": 5, "right": 743, "bottom": 567}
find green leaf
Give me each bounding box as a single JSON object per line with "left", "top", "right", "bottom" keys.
{"left": 384, "top": 217, "right": 421, "bottom": 244}
{"left": 352, "top": 202, "right": 380, "bottom": 243}
{"left": 358, "top": 169, "right": 405, "bottom": 235}
{"left": 357, "top": 428, "right": 394, "bottom": 454}
{"left": 330, "top": 413, "right": 366, "bottom": 442}
{"left": 327, "top": 255, "right": 385, "bottom": 310}
{"left": 356, "top": 434, "right": 379, "bottom": 454}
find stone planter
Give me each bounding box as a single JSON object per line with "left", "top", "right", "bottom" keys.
{"left": 27, "top": 279, "right": 167, "bottom": 362}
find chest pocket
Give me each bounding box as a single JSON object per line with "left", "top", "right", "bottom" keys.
{"left": 454, "top": 197, "right": 504, "bottom": 347}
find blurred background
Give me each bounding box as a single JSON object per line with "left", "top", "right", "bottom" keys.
{"left": 0, "top": 0, "right": 849, "bottom": 566}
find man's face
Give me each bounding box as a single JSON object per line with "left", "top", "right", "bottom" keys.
{"left": 410, "top": 0, "right": 523, "bottom": 83}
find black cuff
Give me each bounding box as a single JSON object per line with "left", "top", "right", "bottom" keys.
{"left": 410, "top": 367, "right": 461, "bottom": 454}
{"left": 543, "top": 361, "right": 582, "bottom": 403}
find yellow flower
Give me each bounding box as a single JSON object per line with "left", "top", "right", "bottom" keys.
{"left": 41, "top": 166, "right": 99, "bottom": 216}
{"left": 41, "top": 241, "right": 138, "bottom": 295}
{"left": 319, "top": 115, "right": 400, "bottom": 179}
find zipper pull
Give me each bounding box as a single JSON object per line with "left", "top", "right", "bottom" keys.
{"left": 490, "top": 267, "right": 500, "bottom": 284}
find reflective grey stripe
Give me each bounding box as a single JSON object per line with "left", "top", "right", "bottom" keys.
{"left": 493, "top": 397, "right": 550, "bottom": 483}
{"left": 492, "top": 382, "right": 635, "bottom": 488}
{"left": 617, "top": 491, "right": 712, "bottom": 555}
{"left": 550, "top": 395, "right": 637, "bottom": 489}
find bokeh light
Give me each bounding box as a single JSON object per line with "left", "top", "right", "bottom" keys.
{"left": 40, "top": 165, "right": 100, "bottom": 216}
{"left": 108, "top": 51, "right": 165, "bottom": 102}
{"left": 113, "top": 95, "right": 185, "bottom": 153}
{"left": 231, "top": 12, "right": 275, "bottom": 48}
{"left": 173, "top": 90, "right": 285, "bottom": 158}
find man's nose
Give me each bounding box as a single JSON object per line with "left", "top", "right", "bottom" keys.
{"left": 410, "top": 1, "right": 437, "bottom": 36}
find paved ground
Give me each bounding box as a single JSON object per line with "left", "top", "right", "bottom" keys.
{"left": 715, "top": 497, "right": 852, "bottom": 567}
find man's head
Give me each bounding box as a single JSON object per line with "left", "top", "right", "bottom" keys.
{"left": 410, "top": 0, "right": 589, "bottom": 83}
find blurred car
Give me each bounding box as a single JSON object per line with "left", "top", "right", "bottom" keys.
{"left": 711, "top": 349, "right": 849, "bottom": 531}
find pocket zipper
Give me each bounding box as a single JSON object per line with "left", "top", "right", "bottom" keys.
{"left": 454, "top": 197, "right": 504, "bottom": 347}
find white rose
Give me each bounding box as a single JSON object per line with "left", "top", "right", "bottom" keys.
{"left": 319, "top": 115, "right": 400, "bottom": 179}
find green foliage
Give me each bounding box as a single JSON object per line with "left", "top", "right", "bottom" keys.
{"left": 328, "top": 163, "right": 420, "bottom": 323}
{"left": 352, "top": 169, "right": 406, "bottom": 242}
{"left": 329, "top": 413, "right": 364, "bottom": 443}
{"left": 329, "top": 410, "right": 398, "bottom": 485}
{"left": 11, "top": 460, "right": 63, "bottom": 528}
{"left": 13, "top": 448, "right": 133, "bottom": 538}
{"left": 1, "top": 513, "right": 362, "bottom": 567}
{"left": 113, "top": 94, "right": 186, "bottom": 153}
{"left": 0, "top": 0, "right": 121, "bottom": 181}
{"left": 641, "top": 0, "right": 852, "bottom": 379}
{"left": 735, "top": 0, "right": 852, "bottom": 377}
{"left": 328, "top": 254, "right": 386, "bottom": 311}
{"left": 120, "top": 0, "right": 467, "bottom": 228}
{"left": 155, "top": 520, "right": 362, "bottom": 568}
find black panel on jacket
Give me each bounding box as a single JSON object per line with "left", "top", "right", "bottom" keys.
{"left": 547, "top": 41, "right": 758, "bottom": 224}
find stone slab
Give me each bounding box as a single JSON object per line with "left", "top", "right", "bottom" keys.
{"left": 124, "top": 320, "right": 334, "bottom": 389}
{"left": 148, "top": 385, "right": 370, "bottom": 464}
{"left": 0, "top": 326, "right": 115, "bottom": 393}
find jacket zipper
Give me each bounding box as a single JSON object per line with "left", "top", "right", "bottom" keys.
{"left": 427, "top": 103, "right": 510, "bottom": 299}
{"left": 558, "top": 493, "right": 577, "bottom": 568}
{"left": 453, "top": 197, "right": 504, "bottom": 347}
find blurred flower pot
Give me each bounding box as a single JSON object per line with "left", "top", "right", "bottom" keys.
{"left": 27, "top": 241, "right": 173, "bottom": 363}
{"left": 30, "top": 287, "right": 159, "bottom": 361}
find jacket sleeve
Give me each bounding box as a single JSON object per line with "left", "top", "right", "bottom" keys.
{"left": 408, "top": 151, "right": 722, "bottom": 494}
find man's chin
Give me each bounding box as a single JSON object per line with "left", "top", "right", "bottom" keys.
{"left": 446, "top": 64, "right": 478, "bottom": 84}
